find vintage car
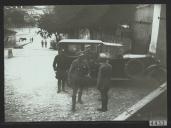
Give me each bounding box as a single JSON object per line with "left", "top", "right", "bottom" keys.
{"left": 58, "top": 39, "right": 103, "bottom": 69}
{"left": 58, "top": 39, "right": 166, "bottom": 83}
{"left": 50, "top": 40, "right": 58, "bottom": 50}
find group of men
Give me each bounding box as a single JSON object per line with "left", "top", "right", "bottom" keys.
{"left": 53, "top": 49, "right": 112, "bottom": 112}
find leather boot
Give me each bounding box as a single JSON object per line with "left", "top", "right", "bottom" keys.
{"left": 72, "top": 95, "right": 76, "bottom": 112}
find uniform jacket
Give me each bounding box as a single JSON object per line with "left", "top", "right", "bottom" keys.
{"left": 53, "top": 54, "right": 68, "bottom": 79}
{"left": 97, "top": 63, "right": 112, "bottom": 90}
{"left": 53, "top": 54, "right": 68, "bottom": 71}
{"left": 68, "top": 58, "right": 89, "bottom": 87}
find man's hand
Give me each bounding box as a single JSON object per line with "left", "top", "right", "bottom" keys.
{"left": 67, "top": 77, "right": 71, "bottom": 86}
{"left": 53, "top": 67, "right": 57, "bottom": 71}
{"left": 87, "top": 73, "right": 91, "bottom": 78}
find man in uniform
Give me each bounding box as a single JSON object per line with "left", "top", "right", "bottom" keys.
{"left": 96, "top": 53, "right": 112, "bottom": 112}
{"left": 53, "top": 49, "right": 68, "bottom": 93}
{"left": 68, "top": 54, "right": 89, "bottom": 111}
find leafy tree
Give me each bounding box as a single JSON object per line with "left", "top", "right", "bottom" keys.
{"left": 4, "top": 7, "right": 26, "bottom": 26}
{"left": 4, "top": 6, "right": 37, "bottom": 27}
{"left": 37, "top": 5, "right": 136, "bottom": 40}
{"left": 37, "top": 13, "right": 61, "bottom": 43}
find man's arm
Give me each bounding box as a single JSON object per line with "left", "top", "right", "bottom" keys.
{"left": 68, "top": 60, "right": 77, "bottom": 75}
{"left": 53, "top": 56, "right": 58, "bottom": 71}
{"left": 109, "top": 64, "right": 113, "bottom": 78}
{"left": 68, "top": 60, "right": 77, "bottom": 84}
{"left": 96, "top": 65, "right": 102, "bottom": 88}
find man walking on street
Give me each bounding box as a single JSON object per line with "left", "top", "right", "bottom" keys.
{"left": 96, "top": 53, "right": 112, "bottom": 112}
{"left": 53, "top": 49, "right": 68, "bottom": 93}
{"left": 41, "top": 40, "right": 44, "bottom": 48}
{"left": 45, "top": 40, "right": 47, "bottom": 48}
{"left": 32, "top": 37, "right": 33, "bottom": 42}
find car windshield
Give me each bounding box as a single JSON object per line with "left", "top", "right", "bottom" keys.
{"left": 61, "top": 44, "right": 100, "bottom": 57}
{"left": 59, "top": 39, "right": 103, "bottom": 57}
{"left": 67, "top": 44, "right": 83, "bottom": 56}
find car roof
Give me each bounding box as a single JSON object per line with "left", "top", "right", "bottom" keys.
{"left": 59, "top": 39, "right": 103, "bottom": 44}
{"left": 123, "top": 54, "right": 150, "bottom": 59}
{"left": 102, "top": 42, "right": 124, "bottom": 46}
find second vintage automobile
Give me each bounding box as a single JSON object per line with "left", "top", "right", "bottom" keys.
{"left": 58, "top": 39, "right": 166, "bottom": 84}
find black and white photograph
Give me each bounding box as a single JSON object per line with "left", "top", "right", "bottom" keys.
{"left": 4, "top": 4, "right": 167, "bottom": 122}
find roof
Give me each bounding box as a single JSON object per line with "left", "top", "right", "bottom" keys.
{"left": 123, "top": 54, "right": 151, "bottom": 59}
{"left": 59, "top": 39, "right": 103, "bottom": 44}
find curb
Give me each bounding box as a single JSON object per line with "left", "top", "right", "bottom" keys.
{"left": 113, "top": 82, "right": 167, "bottom": 121}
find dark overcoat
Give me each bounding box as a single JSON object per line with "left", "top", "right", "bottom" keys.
{"left": 97, "top": 63, "right": 112, "bottom": 90}
{"left": 68, "top": 58, "right": 89, "bottom": 88}
{"left": 53, "top": 54, "right": 68, "bottom": 79}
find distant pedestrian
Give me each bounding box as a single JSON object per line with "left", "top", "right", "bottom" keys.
{"left": 96, "top": 53, "right": 112, "bottom": 112}
{"left": 32, "top": 37, "right": 33, "bottom": 42}
{"left": 41, "top": 40, "right": 44, "bottom": 48}
{"left": 45, "top": 40, "right": 47, "bottom": 48}
{"left": 30, "top": 37, "right": 33, "bottom": 43}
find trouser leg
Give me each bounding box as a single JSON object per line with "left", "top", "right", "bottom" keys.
{"left": 78, "top": 86, "right": 83, "bottom": 103}
{"left": 72, "top": 86, "right": 78, "bottom": 111}
{"left": 62, "top": 79, "right": 65, "bottom": 91}
{"left": 101, "top": 89, "right": 108, "bottom": 111}
{"left": 62, "top": 71, "right": 67, "bottom": 91}
{"left": 57, "top": 79, "right": 62, "bottom": 93}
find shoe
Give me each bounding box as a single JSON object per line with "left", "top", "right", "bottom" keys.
{"left": 57, "top": 90, "right": 61, "bottom": 93}
{"left": 97, "top": 108, "right": 107, "bottom": 112}
{"left": 62, "top": 89, "right": 67, "bottom": 92}
{"left": 98, "top": 98, "right": 102, "bottom": 101}
{"left": 78, "top": 100, "right": 83, "bottom": 104}
{"left": 71, "top": 108, "right": 76, "bottom": 112}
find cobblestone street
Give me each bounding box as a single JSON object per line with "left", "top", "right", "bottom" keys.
{"left": 4, "top": 28, "right": 161, "bottom": 122}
